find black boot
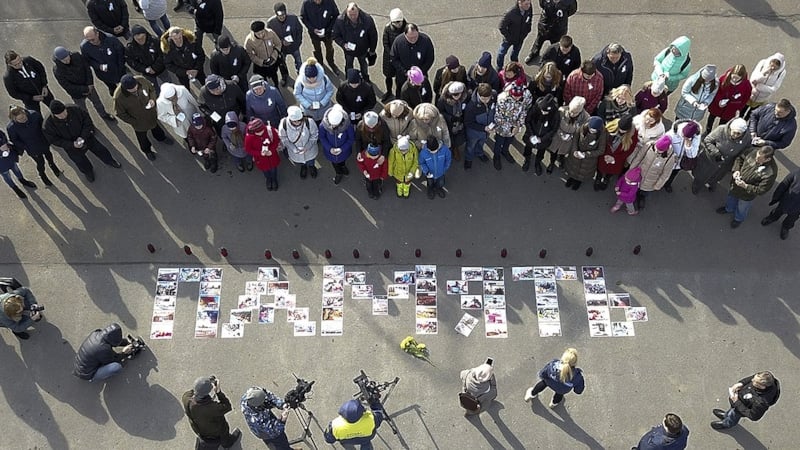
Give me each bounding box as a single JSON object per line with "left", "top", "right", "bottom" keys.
{"left": 12, "top": 185, "right": 27, "bottom": 199}
{"left": 556, "top": 154, "right": 565, "bottom": 168}
{"left": 522, "top": 156, "right": 531, "bottom": 172}
{"left": 593, "top": 176, "right": 603, "bottom": 191}
{"left": 464, "top": 159, "right": 472, "bottom": 170}
{"left": 427, "top": 183, "right": 435, "bottom": 199}
{"left": 173, "top": 0, "right": 185, "bottom": 12}
{"left": 571, "top": 180, "right": 582, "bottom": 190}
{"left": 534, "top": 161, "right": 543, "bottom": 176}
{"left": 20, "top": 178, "right": 37, "bottom": 189}
{"left": 493, "top": 155, "right": 501, "bottom": 171}
{"left": 300, "top": 164, "right": 308, "bottom": 179}
{"left": 50, "top": 163, "right": 62, "bottom": 177}
{"left": 41, "top": 173, "right": 53, "bottom": 187}
{"left": 266, "top": 178, "right": 274, "bottom": 191}
{"left": 309, "top": 165, "right": 318, "bottom": 178}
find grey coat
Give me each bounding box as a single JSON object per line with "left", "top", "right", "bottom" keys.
{"left": 0, "top": 287, "right": 38, "bottom": 333}
{"left": 460, "top": 369, "right": 497, "bottom": 407}
{"left": 693, "top": 123, "right": 752, "bottom": 186}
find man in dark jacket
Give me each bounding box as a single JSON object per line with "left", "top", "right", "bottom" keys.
{"left": 3, "top": 51, "right": 54, "bottom": 113}
{"left": 748, "top": 99, "right": 797, "bottom": 151}
{"left": 200, "top": 75, "right": 245, "bottom": 132}
{"left": 114, "top": 75, "right": 173, "bottom": 160}
{"left": 268, "top": 2, "right": 304, "bottom": 80}
{"left": 210, "top": 35, "right": 251, "bottom": 93}
{"left": 183, "top": 376, "right": 242, "bottom": 448}
{"left": 52, "top": 46, "right": 115, "bottom": 121}
{"left": 7, "top": 106, "right": 63, "bottom": 186}
{"left": 300, "top": 0, "right": 341, "bottom": 75}
{"left": 332, "top": 3, "right": 378, "bottom": 82}
{"left": 380, "top": 8, "right": 406, "bottom": 101}
{"left": 762, "top": 169, "right": 800, "bottom": 239}
{"left": 126, "top": 25, "right": 167, "bottom": 95}
{"left": 497, "top": 0, "right": 533, "bottom": 70}
{"left": 524, "top": 0, "right": 578, "bottom": 64}
{"left": 0, "top": 285, "right": 42, "bottom": 340}
{"left": 80, "top": 26, "right": 127, "bottom": 96}
{"left": 323, "top": 399, "right": 384, "bottom": 449}
{"left": 711, "top": 371, "right": 780, "bottom": 430}
{"left": 390, "top": 23, "right": 435, "bottom": 98}
{"left": 73, "top": 323, "right": 135, "bottom": 382}
{"left": 43, "top": 100, "right": 122, "bottom": 182}
{"left": 463, "top": 82, "right": 496, "bottom": 167}
{"left": 162, "top": 26, "right": 206, "bottom": 89}
{"left": 633, "top": 413, "right": 689, "bottom": 450}
{"left": 466, "top": 52, "right": 501, "bottom": 93}
{"left": 541, "top": 35, "right": 581, "bottom": 77}
{"left": 86, "top": 0, "right": 131, "bottom": 40}
{"left": 591, "top": 43, "right": 634, "bottom": 95}
{"left": 716, "top": 146, "right": 778, "bottom": 228}
{"left": 336, "top": 69, "right": 376, "bottom": 123}
{"left": 523, "top": 93, "right": 560, "bottom": 174}
{"left": 186, "top": 0, "right": 224, "bottom": 45}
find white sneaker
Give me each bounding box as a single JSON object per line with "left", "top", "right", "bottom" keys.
{"left": 548, "top": 400, "right": 558, "bottom": 408}
{"left": 523, "top": 388, "right": 535, "bottom": 402}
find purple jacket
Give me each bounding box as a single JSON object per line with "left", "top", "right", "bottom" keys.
{"left": 615, "top": 167, "right": 641, "bottom": 203}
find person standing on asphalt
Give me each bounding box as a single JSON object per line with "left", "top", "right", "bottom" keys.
{"left": 761, "top": 169, "right": 800, "bottom": 240}
{"left": 52, "top": 46, "right": 116, "bottom": 122}
{"left": 380, "top": 8, "right": 406, "bottom": 102}
{"left": 497, "top": 0, "right": 533, "bottom": 71}
{"left": 7, "top": 106, "right": 63, "bottom": 187}
{"left": 748, "top": 98, "right": 797, "bottom": 151}
{"left": 300, "top": 0, "right": 342, "bottom": 76}
{"left": 268, "top": 2, "right": 305, "bottom": 84}
{"left": 632, "top": 413, "right": 689, "bottom": 450}
{"left": 244, "top": 20, "right": 284, "bottom": 88}
{"left": 390, "top": 23, "right": 435, "bottom": 99}
{"left": 710, "top": 371, "right": 780, "bottom": 430}
{"left": 4, "top": 51, "right": 54, "bottom": 114}
{"left": 114, "top": 74, "right": 174, "bottom": 161}
{"left": 0, "top": 129, "right": 39, "bottom": 199}
{"left": 86, "top": 0, "right": 131, "bottom": 40}
{"left": 125, "top": 25, "right": 168, "bottom": 95}
{"left": 332, "top": 2, "right": 378, "bottom": 82}
{"left": 183, "top": 376, "right": 243, "bottom": 448}
{"left": 161, "top": 26, "right": 206, "bottom": 89}
{"left": 209, "top": 35, "right": 251, "bottom": 94}
{"left": 715, "top": 146, "right": 778, "bottom": 229}
{"left": 524, "top": 347, "right": 585, "bottom": 407}
{"left": 246, "top": 75, "right": 288, "bottom": 129}
{"left": 240, "top": 386, "right": 294, "bottom": 449}
{"left": 43, "top": 100, "right": 123, "bottom": 183}
{"left": 524, "top": 0, "right": 578, "bottom": 65}
{"left": 185, "top": 0, "right": 224, "bottom": 45}
{"left": 80, "top": 26, "right": 127, "bottom": 96}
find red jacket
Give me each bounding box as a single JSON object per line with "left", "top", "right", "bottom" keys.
{"left": 244, "top": 127, "right": 282, "bottom": 171}
{"left": 597, "top": 131, "right": 639, "bottom": 176}
{"left": 186, "top": 122, "right": 218, "bottom": 153}
{"left": 356, "top": 151, "right": 388, "bottom": 180}
{"left": 708, "top": 70, "right": 751, "bottom": 121}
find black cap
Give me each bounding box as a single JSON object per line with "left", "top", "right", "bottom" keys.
{"left": 131, "top": 24, "right": 147, "bottom": 36}
{"left": 49, "top": 100, "right": 66, "bottom": 114}
{"left": 427, "top": 136, "right": 439, "bottom": 151}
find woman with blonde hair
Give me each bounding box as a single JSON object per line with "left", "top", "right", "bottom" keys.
{"left": 597, "top": 84, "right": 636, "bottom": 122}
{"left": 524, "top": 348, "right": 585, "bottom": 407}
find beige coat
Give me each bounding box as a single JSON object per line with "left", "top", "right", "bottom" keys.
{"left": 628, "top": 142, "right": 677, "bottom": 191}
{"left": 380, "top": 100, "right": 413, "bottom": 144}
{"left": 156, "top": 83, "right": 199, "bottom": 138}
{"left": 244, "top": 30, "right": 282, "bottom": 67}
{"left": 408, "top": 103, "right": 451, "bottom": 150}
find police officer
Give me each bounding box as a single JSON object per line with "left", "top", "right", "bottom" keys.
{"left": 323, "top": 399, "right": 384, "bottom": 449}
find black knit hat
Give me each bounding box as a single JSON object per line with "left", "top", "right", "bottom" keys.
{"left": 49, "top": 100, "right": 66, "bottom": 114}
{"left": 250, "top": 20, "right": 266, "bottom": 32}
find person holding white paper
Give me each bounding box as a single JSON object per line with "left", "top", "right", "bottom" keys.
{"left": 113, "top": 74, "right": 174, "bottom": 161}
{"left": 156, "top": 82, "right": 198, "bottom": 140}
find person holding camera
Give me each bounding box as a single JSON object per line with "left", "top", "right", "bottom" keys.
{"left": 241, "top": 387, "right": 295, "bottom": 449}
{"left": 182, "top": 376, "right": 242, "bottom": 449}
{"left": 0, "top": 285, "right": 42, "bottom": 340}
{"left": 73, "top": 323, "right": 136, "bottom": 381}
{"left": 459, "top": 361, "right": 497, "bottom": 416}
{"left": 323, "top": 399, "right": 384, "bottom": 449}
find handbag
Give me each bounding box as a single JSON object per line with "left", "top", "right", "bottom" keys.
{"left": 458, "top": 375, "right": 480, "bottom": 411}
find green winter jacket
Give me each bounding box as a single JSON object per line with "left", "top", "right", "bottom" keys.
{"left": 651, "top": 36, "right": 692, "bottom": 92}
{"left": 729, "top": 149, "right": 778, "bottom": 201}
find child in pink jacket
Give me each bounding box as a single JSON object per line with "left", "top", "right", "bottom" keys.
{"left": 611, "top": 167, "right": 642, "bottom": 215}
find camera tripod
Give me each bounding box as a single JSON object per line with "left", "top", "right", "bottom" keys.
{"left": 288, "top": 402, "right": 318, "bottom": 449}
{"left": 374, "top": 377, "right": 401, "bottom": 435}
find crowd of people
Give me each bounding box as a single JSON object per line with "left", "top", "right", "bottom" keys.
{"left": 1, "top": 0, "right": 798, "bottom": 236}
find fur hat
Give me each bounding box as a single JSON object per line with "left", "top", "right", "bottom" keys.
{"left": 655, "top": 134, "right": 672, "bottom": 152}
{"left": 250, "top": 20, "right": 266, "bottom": 32}
{"left": 407, "top": 66, "right": 424, "bottom": 84}
{"left": 364, "top": 110, "right": 379, "bottom": 127}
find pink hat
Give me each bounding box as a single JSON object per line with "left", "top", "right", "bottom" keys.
{"left": 407, "top": 66, "right": 424, "bottom": 84}
{"left": 625, "top": 167, "right": 642, "bottom": 182}
{"left": 655, "top": 135, "right": 672, "bottom": 152}
{"left": 681, "top": 121, "right": 700, "bottom": 138}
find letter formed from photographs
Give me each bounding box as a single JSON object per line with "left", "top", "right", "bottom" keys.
{"left": 321, "top": 265, "right": 346, "bottom": 336}
{"left": 372, "top": 295, "right": 388, "bottom": 315}
{"left": 534, "top": 266, "right": 561, "bottom": 337}
{"left": 414, "top": 265, "right": 438, "bottom": 335}
{"left": 152, "top": 268, "right": 179, "bottom": 339}
{"left": 455, "top": 312, "right": 479, "bottom": 337}
{"left": 583, "top": 266, "right": 611, "bottom": 337}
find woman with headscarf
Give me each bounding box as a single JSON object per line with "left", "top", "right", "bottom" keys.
{"left": 460, "top": 362, "right": 497, "bottom": 416}
{"left": 549, "top": 96, "right": 589, "bottom": 173}
{"left": 156, "top": 82, "right": 198, "bottom": 140}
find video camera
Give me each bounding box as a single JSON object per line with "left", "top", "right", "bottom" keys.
{"left": 126, "top": 334, "right": 147, "bottom": 357}
{"left": 284, "top": 373, "right": 315, "bottom": 409}
{"left": 353, "top": 370, "right": 398, "bottom": 404}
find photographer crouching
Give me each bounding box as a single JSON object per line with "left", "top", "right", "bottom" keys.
{"left": 73, "top": 323, "right": 143, "bottom": 382}
{"left": 323, "top": 399, "right": 384, "bottom": 450}
{"left": 0, "top": 283, "right": 43, "bottom": 340}
{"left": 241, "top": 387, "right": 297, "bottom": 449}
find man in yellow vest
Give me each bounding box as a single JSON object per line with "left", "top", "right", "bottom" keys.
{"left": 323, "top": 399, "right": 384, "bottom": 449}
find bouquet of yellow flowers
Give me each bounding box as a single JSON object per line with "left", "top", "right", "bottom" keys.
{"left": 400, "top": 336, "right": 434, "bottom": 366}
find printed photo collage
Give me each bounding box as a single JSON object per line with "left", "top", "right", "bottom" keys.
{"left": 152, "top": 267, "right": 225, "bottom": 340}
{"left": 512, "top": 266, "right": 579, "bottom": 337}
{"left": 453, "top": 267, "right": 508, "bottom": 338}
{"left": 581, "top": 266, "right": 648, "bottom": 337}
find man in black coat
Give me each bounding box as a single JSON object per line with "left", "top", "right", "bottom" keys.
{"left": 591, "top": 43, "right": 634, "bottom": 95}
{"left": 43, "top": 100, "right": 122, "bottom": 182}
{"left": 300, "top": 0, "right": 341, "bottom": 75}
{"left": 86, "top": 0, "right": 131, "bottom": 40}
{"left": 524, "top": 0, "right": 578, "bottom": 64}
{"left": 390, "top": 23, "right": 435, "bottom": 98}
{"left": 711, "top": 371, "right": 780, "bottom": 430}
{"left": 541, "top": 35, "right": 581, "bottom": 77}
{"left": 209, "top": 35, "right": 251, "bottom": 93}
{"left": 332, "top": 3, "right": 378, "bottom": 82}
{"left": 162, "top": 26, "right": 206, "bottom": 89}
{"left": 186, "top": 0, "right": 224, "bottom": 45}
{"left": 497, "top": 0, "right": 533, "bottom": 71}
{"left": 268, "top": 2, "right": 305, "bottom": 79}
{"left": 199, "top": 75, "right": 245, "bottom": 132}
{"left": 3, "top": 51, "right": 54, "bottom": 113}
{"left": 126, "top": 24, "right": 167, "bottom": 95}
{"left": 80, "top": 26, "right": 127, "bottom": 96}
{"left": 381, "top": 8, "right": 406, "bottom": 101}
{"left": 336, "top": 68, "right": 376, "bottom": 123}
{"left": 73, "top": 323, "right": 134, "bottom": 382}
{"left": 52, "top": 46, "right": 115, "bottom": 121}
{"left": 762, "top": 169, "right": 800, "bottom": 240}
{"left": 182, "top": 376, "right": 242, "bottom": 448}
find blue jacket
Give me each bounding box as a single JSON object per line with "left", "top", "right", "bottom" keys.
{"left": 539, "top": 359, "right": 585, "bottom": 395}
{"left": 419, "top": 145, "right": 452, "bottom": 179}
{"left": 246, "top": 86, "right": 287, "bottom": 128}
{"left": 319, "top": 111, "right": 355, "bottom": 164}
{"left": 294, "top": 63, "right": 335, "bottom": 122}
{"left": 7, "top": 110, "right": 50, "bottom": 157}
{"left": 80, "top": 34, "right": 126, "bottom": 86}
{"left": 0, "top": 131, "right": 18, "bottom": 172}
{"left": 748, "top": 103, "right": 797, "bottom": 150}
{"left": 464, "top": 90, "right": 497, "bottom": 137}
{"left": 635, "top": 424, "right": 689, "bottom": 450}
{"left": 240, "top": 389, "right": 286, "bottom": 440}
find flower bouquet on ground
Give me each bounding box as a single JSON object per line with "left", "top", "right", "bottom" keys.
{"left": 400, "top": 336, "right": 434, "bottom": 366}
